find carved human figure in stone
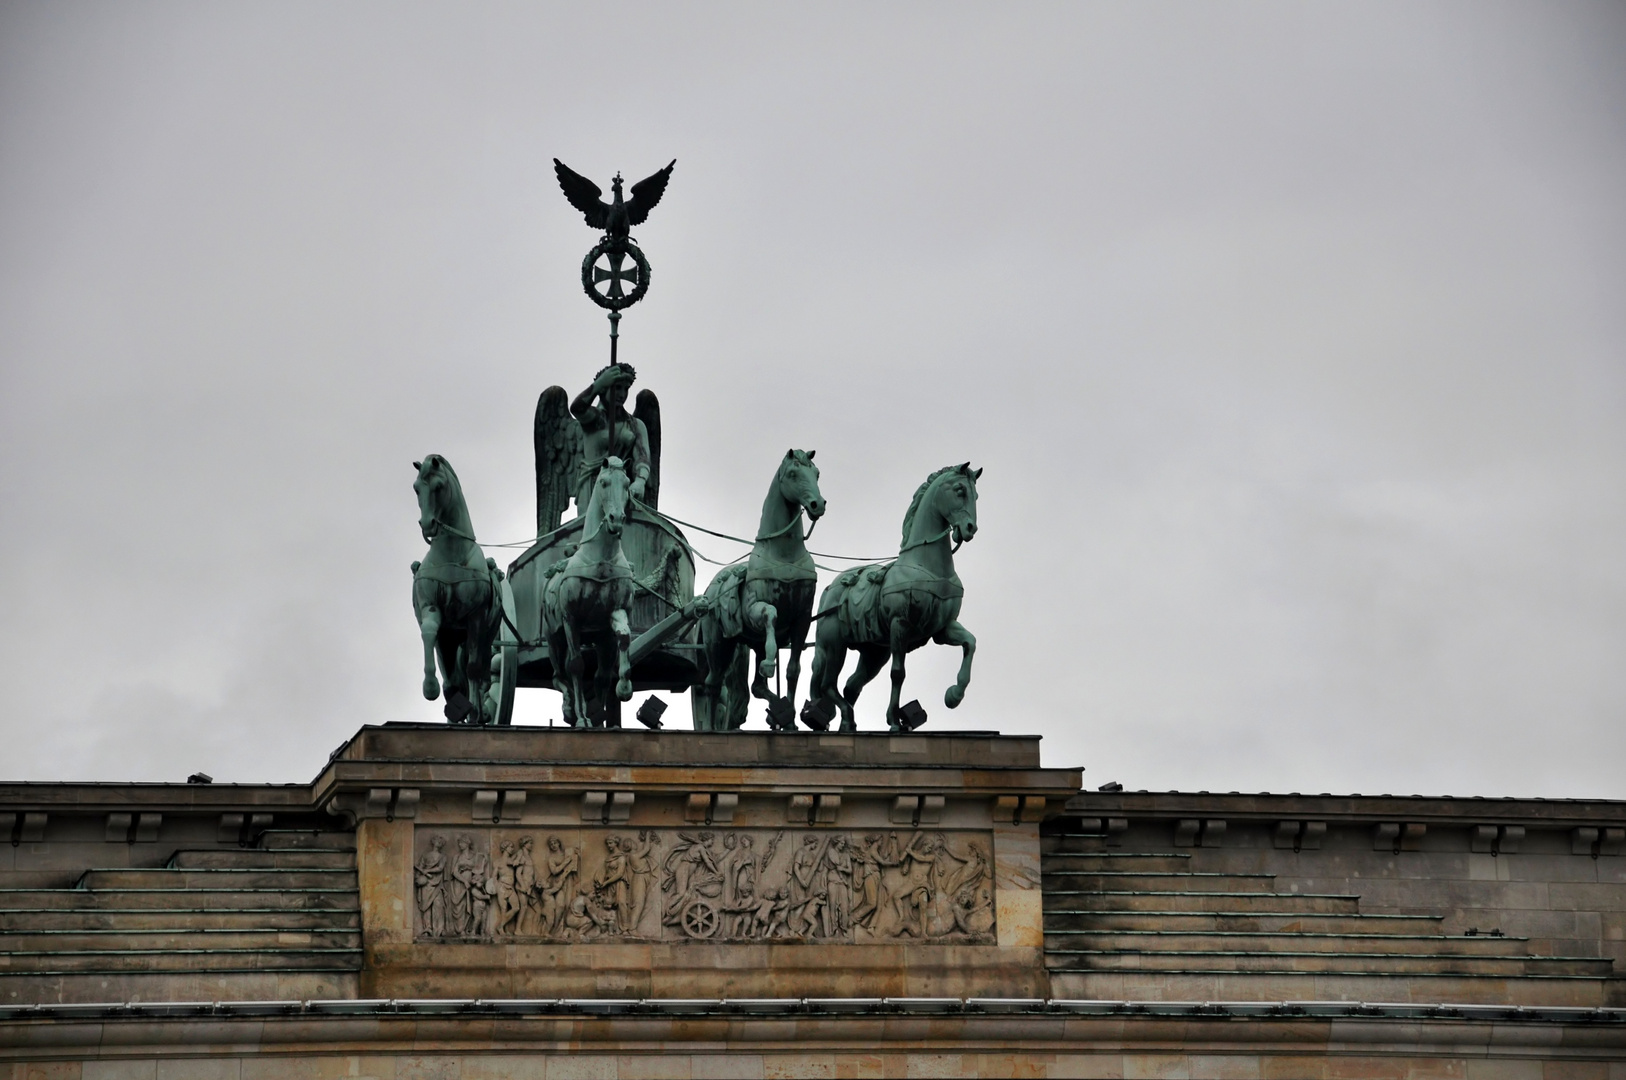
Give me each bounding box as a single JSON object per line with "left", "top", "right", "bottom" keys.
{"left": 446, "top": 835, "right": 476, "bottom": 935}
{"left": 954, "top": 882, "right": 995, "bottom": 937}
{"left": 414, "top": 835, "right": 448, "bottom": 939}
{"left": 624, "top": 831, "right": 660, "bottom": 935}
{"left": 822, "top": 834, "right": 854, "bottom": 938}
{"left": 493, "top": 839, "right": 521, "bottom": 936}
{"left": 718, "top": 834, "right": 761, "bottom": 937}
{"left": 748, "top": 885, "right": 789, "bottom": 939}
{"left": 851, "top": 832, "right": 901, "bottom": 932}
{"left": 542, "top": 835, "right": 580, "bottom": 936}
{"left": 787, "top": 835, "right": 829, "bottom": 937}
{"left": 595, "top": 836, "right": 631, "bottom": 934}
{"left": 662, "top": 831, "right": 723, "bottom": 926}
{"left": 467, "top": 843, "right": 495, "bottom": 937}
{"left": 564, "top": 885, "right": 617, "bottom": 940}
{"left": 513, "top": 836, "right": 542, "bottom": 935}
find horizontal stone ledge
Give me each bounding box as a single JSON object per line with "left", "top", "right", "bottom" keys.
{"left": 2, "top": 997, "right": 1621, "bottom": 1025}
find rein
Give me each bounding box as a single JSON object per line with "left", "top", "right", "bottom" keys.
{"left": 755, "top": 509, "right": 818, "bottom": 543}
{"left": 898, "top": 526, "right": 964, "bottom": 554}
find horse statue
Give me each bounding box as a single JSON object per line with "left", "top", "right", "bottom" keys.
{"left": 691, "top": 449, "right": 827, "bottom": 731}
{"left": 412, "top": 455, "right": 505, "bottom": 724}
{"left": 802, "top": 463, "right": 981, "bottom": 732}
{"left": 543, "top": 456, "right": 636, "bottom": 727}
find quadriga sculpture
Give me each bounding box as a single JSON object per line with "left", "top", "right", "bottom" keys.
{"left": 692, "top": 450, "right": 827, "bottom": 731}
{"left": 412, "top": 455, "right": 505, "bottom": 723}
{"left": 544, "top": 457, "right": 636, "bottom": 726}
{"left": 803, "top": 463, "right": 981, "bottom": 732}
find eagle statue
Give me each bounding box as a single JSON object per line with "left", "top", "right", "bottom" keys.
{"left": 553, "top": 159, "right": 676, "bottom": 242}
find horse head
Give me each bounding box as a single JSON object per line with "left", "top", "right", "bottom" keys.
{"left": 778, "top": 448, "right": 826, "bottom": 521}
{"left": 935, "top": 463, "right": 981, "bottom": 545}
{"left": 586, "top": 456, "right": 632, "bottom": 542}
{"left": 413, "top": 455, "right": 470, "bottom": 545}
{"left": 911, "top": 462, "right": 980, "bottom": 548}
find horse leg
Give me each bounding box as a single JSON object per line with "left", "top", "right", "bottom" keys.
{"left": 611, "top": 608, "right": 633, "bottom": 701}
{"left": 549, "top": 629, "right": 576, "bottom": 727}
{"left": 841, "top": 646, "right": 888, "bottom": 731}
{"left": 785, "top": 640, "right": 805, "bottom": 711}
{"left": 562, "top": 621, "right": 589, "bottom": 728}
{"left": 807, "top": 613, "right": 847, "bottom": 729}
{"left": 690, "top": 627, "right": 721, "bottom": 732}
{"left": 886, "top": 618, "right": 910, "bottom": 731}
{"left": 747, "top": 601, "right": 779, "bottom": 680}
{"left": 934, "top": 620, "right": 976, "bottom": 708}
{"left": 723, "top": 645, "right": 751, "bottom": 730}
{"left": 418, "top": 604, "right": 442, "bottom": 700}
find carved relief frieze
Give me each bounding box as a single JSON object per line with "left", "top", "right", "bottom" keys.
{"left": 412, "top": 827, "right": 995, "bottom": 945}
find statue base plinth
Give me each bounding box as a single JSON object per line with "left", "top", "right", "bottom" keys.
{"left": 321, "top": 723, "right": 1080, "bottom": 1001}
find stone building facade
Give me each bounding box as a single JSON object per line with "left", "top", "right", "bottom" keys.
{"left": 2, "top": 724, "right": 1622, "bottom": 1077}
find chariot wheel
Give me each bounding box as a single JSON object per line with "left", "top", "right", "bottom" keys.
{"left": 581, "top": 239, "right": 651, "bottom": 311}
{"left": 680, "top": 898, "right": 719, "bottom": 939}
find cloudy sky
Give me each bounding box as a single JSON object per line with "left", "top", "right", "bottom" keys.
{"left": 2, "top": 3, "right": 1623, "bottom": 797}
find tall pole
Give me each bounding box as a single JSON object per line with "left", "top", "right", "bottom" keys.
{"left": 606, "top": 310, "right": 621, "bottom": 467}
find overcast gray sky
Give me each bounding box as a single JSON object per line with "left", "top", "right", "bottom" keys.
{"left": 2, "top": 2, "right": 1623, "bottom": 797}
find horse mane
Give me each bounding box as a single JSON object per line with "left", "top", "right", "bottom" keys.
{"left": 428, "top": 454, "right": 472, "bottom": 534}
{"left": 900, "top": 465, "right": 963, "bottom": 548}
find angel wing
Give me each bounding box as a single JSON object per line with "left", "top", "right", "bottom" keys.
{"left": 553, "top": 159, "right": 609, "bottom": 230}
{"left": 635, "top": 388, "right": 662, "bottom": 510}
{"left": 626, "top": 160, "right": 676, "bottom": 227}
{"left": 534, "top": 386, "right": 580, "bottom": 534}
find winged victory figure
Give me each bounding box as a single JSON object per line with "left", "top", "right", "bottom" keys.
{"left": 535, "top": 365, "right": 662, "bottom": 535}
{"left": 553, "top": 159, "right": 676, "bottom": 242}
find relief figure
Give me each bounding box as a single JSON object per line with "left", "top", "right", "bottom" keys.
{"left": 541, "top": 835, "right": 580, "bottom": 936}
{"left": 414, "top": 834, "right": 448, "bottom": 939}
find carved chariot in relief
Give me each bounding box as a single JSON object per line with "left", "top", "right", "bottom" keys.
{"left": 412, "top": 826, "right": 995, "bottom": 945}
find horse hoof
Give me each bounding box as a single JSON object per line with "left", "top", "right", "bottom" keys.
{"left": 945, "top": 686, "right": 964, "bottom": 709}
{"left": 422, "top": 677, "right": 440, "bottom": 700}
{"left": 616, "top": 679, "right": 633, "bottom": 701}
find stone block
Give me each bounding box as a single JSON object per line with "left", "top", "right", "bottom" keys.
{"left": 217, "top": 813, "right": 244, "bottom": 843}
{"left": 105, "top": 812, "right": 132, "bottom": 842}
{"left": 84, "top": 1064, "right": 160, "bottom": 1080}
{"left": 133, "top": 813, "right": 161, "bottom": 843}
{"left": 20, "top": 813, "right": 46, "bottom": 842}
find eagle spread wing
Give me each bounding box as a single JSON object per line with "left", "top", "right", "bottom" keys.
{"left": 553, "top": 159, "right": 609, "bottom": 231}
{"left": 534, "top": 386, "right": 580, "bottom": 534}
{"left": 626, "top": 160, "right": 676, "bottom": 227}
{"left": 634, "top": 389, "right": 662, "bottom": 510}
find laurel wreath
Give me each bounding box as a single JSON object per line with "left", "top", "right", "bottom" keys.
{"left": 581, "top": 238, "right": 651, "bottom": 311}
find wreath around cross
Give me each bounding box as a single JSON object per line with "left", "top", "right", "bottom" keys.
{"left": 581, "top": 238, "right": 651, "bottom": 311}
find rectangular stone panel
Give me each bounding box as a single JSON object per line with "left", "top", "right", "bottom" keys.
{"left": 410, "top": 825, "right": 995, "bottom": 947}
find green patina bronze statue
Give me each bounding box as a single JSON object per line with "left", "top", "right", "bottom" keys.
{"left": 802, "top": 464, "right": 982, "bottom": 733}
{"left": 691, "top": 450, "right": 827, "bottom": 731}
{"left": 407, "top": 160, "right": 991, "bottom": 735}
{"left": 411, "top": 455, "right": 507, "bottom": 724}
{"left": 534, "top": 364, "right": 660, "bottom": 535}
{"left": 542, "top": 457, "right": 637, "bottom": 726}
